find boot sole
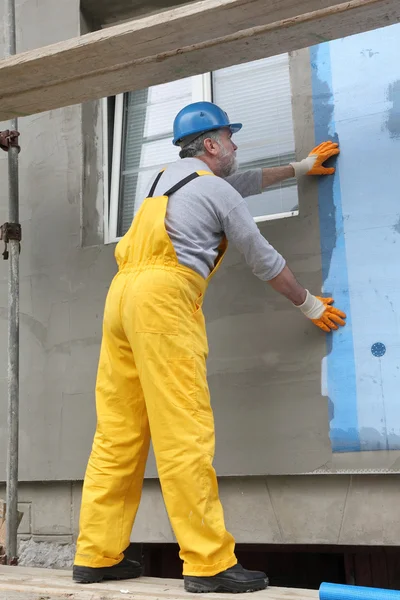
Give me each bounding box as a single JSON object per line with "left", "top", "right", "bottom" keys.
{"left": 73, "top": 565, "right": 142, "bottom": 584}
{"left": 184, "top": 577, "right": 269, "bottom": 594}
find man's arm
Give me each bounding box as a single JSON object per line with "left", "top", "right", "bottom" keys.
{"left": 225, "top": 166, "right": 293, "bottom": 197}
{"left": 267, "top": 264, "right": 306, "bottom": 305}
{"left": 261, "top": 165, "right": 294, "bottom": 189}
{"left": 219, "top": 181, "right": 346, "bottom": 333}
{"left": 261, "top": 141, "right": 340, "bottom": 188}
{"left": 268, "top": 266, "right": 346, "bottom": 332}
{"left": 226, "top": 141, "right": 340, "bottom": 196}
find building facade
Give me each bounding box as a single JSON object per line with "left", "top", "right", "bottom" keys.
{"left": 0, "top": 0, "right": 400, "bottom": 568}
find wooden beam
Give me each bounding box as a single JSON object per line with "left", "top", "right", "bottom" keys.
{"left": 0, "top": 566, "right": 319, "bottom": 600}
{"left": 0, "top": 0, "right": 399, "bottom": 120}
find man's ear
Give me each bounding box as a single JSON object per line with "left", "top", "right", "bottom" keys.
{"left": 203, "top": 136, "right": 218, "bottom": 156}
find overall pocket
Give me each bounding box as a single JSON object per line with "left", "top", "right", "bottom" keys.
{"left": 133, "top": 286, "right": 180, "bottom": 335}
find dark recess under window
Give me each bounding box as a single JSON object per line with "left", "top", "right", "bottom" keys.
{"left": 125, "top": 543, "right": 400, "bottom": 590}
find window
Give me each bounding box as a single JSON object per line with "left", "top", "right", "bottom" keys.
{"left": 106, "top": 55, "right": 298, "bottom": 243}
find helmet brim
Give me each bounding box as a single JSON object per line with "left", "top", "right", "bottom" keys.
{"left": 229, "top": 123, "right": 242, "bottom": 134}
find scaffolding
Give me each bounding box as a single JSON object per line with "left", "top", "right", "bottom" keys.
{"left": 3, "top": 0, "right": 20, "bottom": 565}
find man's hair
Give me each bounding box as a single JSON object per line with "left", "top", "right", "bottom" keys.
{"left": 179, "top": 130, "right": 222, "bottom": 159}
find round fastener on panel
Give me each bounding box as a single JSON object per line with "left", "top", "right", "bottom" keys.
{"left": 371, "top": 342, "right": 386, "bottom": 357}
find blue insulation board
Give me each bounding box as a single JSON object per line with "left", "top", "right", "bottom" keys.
{"left": 311, "top": 23, "right": 400, "bottom": 454}
{"left": 320, "top": 583, "right": 400, "bottom": 600}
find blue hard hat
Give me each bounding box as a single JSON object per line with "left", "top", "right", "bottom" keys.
{"left": 172, "top": 101, "right": 242, "bottom": 146}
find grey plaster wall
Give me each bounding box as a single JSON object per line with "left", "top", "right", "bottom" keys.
{"left": 3, "top": 475, "right": 400, "bottom": 558}
{"left": 0, "top": 1, "right": 397, "bottom": 551}
{"left": 0, "top": 0, "right": 116, "bottom": 481}
{"left": 131, "top": 475, "right": 400, "bottom": 546}
{"left": 206, "top": 48, "right": 329, "bottom": 476}
{"left": 0, "top": 0, "right": 332, "bottom": 482}
{"left": 142, "top": 50, "right": 330, "bottom": 478}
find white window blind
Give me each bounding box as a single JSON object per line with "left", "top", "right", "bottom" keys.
{"left": 213, "top": 54, "right": 297, "bottom": 219}
{"left": 117, "top": 78, "right": 192, "bottom": 235}
{"left": 110, "top": 54, "right": 298, "bottom": 240}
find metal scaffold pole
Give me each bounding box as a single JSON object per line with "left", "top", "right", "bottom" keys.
{"left": 4, "top": 0, "right": 20, "bottom": 565}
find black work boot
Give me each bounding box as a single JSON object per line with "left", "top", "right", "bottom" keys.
{"left": 184, "top": 563, "right": 268, "bottom": 593}
{"left": 73, "top": 557, "right": 142, "bottom": 584}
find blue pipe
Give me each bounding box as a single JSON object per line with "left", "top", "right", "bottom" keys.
{"left": 320, "top": 583, "right": 400, "bottom": 600}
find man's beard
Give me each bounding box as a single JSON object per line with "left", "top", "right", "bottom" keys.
{"left": 218, "top": 146, "right": 238, "bottom": 178}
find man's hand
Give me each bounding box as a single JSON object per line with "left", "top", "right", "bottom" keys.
{"left": 0, "top": 130, "right": 20, "bottom": 153}
{"left": 267, "top": 267, "right": 346, "bottom": 332}
{"left": 296, "top": 290, "right": 346, "bottom": 333}
{"left": 290, "top": 141, "right": 339, "bottom": 177}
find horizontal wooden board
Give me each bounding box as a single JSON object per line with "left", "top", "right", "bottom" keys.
{"left": 0, "top": 566, "right": 319, "bottom": 600}
{"left": 0, "top": 0, "right": 399, "bottom": 120}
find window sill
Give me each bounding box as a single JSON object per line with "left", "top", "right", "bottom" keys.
{"left": 254, "top": 210, "right": 299, "bottom": 223}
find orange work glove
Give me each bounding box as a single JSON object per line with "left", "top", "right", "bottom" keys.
{"left": 296, "top": 290, "right": 346, "bottom": 333}
{"left": 290, "top": 141, "right": 340, "bottom": 177}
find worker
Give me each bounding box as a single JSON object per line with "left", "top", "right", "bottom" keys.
{"left": 73, "top": 102, "right": 345, "bottom": 592}
{"left": 0, "top": 129, "right": 20, "bottom": 152}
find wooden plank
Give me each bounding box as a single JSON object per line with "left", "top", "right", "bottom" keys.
{"left": 0, "top": 566, "right": 319, "bottom": 600}
{"left": 344, "top": 553, "right": 355, "bottom": 585}
{"left": 371, "top": 551, "right": 389, "bottom": 589}
{"left": 0, "top": 0, "right": 399, "bottom": 120}
{"left": 354, "top": 553, "right": 373, "bottom": 587}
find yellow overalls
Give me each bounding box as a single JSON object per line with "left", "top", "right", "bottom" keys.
{"left": 75, "top": 170, "right": 237, "bottom": 576}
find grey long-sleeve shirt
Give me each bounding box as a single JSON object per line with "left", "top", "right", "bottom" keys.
{"left": 150, "top": 157, "right": 286, "bottom": 281}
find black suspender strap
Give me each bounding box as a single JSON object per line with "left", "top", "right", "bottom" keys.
{"left": 148, "top": 171, "right": 205, "bottom": 199}
{"left": 148, "top": 170, "right": 165, "bottom": 198}
{"left": 163, "top": 172, "right": 200, "bottom": 197}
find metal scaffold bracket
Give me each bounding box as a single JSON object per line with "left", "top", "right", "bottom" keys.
{"left": 0, "top": 222, "right": 21, "bottom": 260}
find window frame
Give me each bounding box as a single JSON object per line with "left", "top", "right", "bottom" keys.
{"left": 102, "top": 97, "right": 111, "bottom": 245}
{"left": 108, "top": 93, "right": 125, "bottom": 243}
{"left": 106, "top": 68, "right": 298, "bottom": 244}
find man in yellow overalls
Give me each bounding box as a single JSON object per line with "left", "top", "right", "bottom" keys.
{"left": 73, "top": 102, "right": 345, "bottom": 592}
